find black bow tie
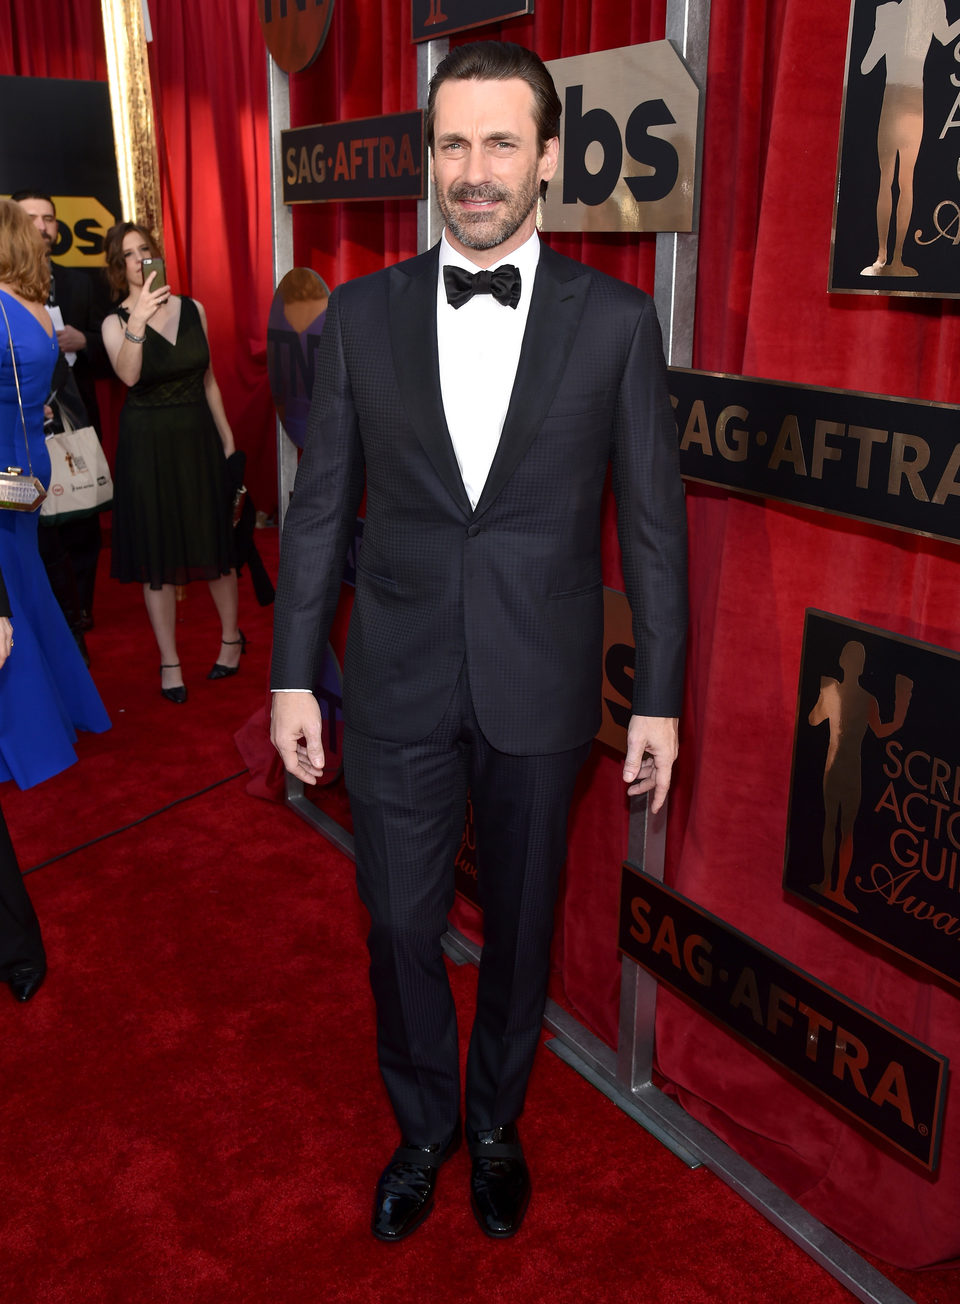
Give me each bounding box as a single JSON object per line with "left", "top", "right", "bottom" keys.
{"left": 443, "top": 263, "right": 521, "bottom": 309}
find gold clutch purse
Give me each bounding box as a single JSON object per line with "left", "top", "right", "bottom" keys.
{"left": 0, "top": 467, "right": 46, "bottom": 512}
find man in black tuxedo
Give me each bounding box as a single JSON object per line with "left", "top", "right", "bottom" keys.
{"left": 13, "top": 190, "right": 109, "bottom": 637}
{"left": 271, "top": 41, "right": 687, "bottom": 1242}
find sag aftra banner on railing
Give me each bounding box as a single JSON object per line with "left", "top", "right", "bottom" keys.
{"left": 619, "top": 864, "right": 948, "bottom": 1171}
{"left": 670, "top": 368, "right": 960, "bottom": 544}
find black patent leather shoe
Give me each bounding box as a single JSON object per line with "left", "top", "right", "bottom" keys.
{"left": 207, "top": 631, "right": 247, "bottom": 680}
{"left": 371, "top": 1125, "right": 461, "bottom": 1242}
{"left": 8, "top": 958, "right": 46, "bottom": 1002}
{"left": 469, "top": 1123, "right": 530, "bottom": 1238}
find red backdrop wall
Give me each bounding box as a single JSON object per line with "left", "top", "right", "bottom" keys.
{"left": 0, "top": 0, "right": 276, "bottom": 511}
{"left": 5, "top": 0, "right": 959, "bottom": 1271}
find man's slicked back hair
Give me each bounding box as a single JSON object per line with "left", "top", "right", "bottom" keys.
{"left": 425, "top": 40, "right": 562, "bottom": 154}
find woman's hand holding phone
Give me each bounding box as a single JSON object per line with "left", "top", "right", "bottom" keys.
{"left": 130, "top": 257, "right": 171, "bottom": 332}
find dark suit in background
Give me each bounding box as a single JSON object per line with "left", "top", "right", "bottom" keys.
{"left": 272, "top": 239, "right": 688, "bottom": 1142}
{"left": 41, "top": 262, "right": 110, "bottom": 628}
{"left": 49, "top": 261, "right": 109, "bottom": 437}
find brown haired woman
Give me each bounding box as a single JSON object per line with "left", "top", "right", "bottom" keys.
{"left": 102, "top": 222, "right": 244, "bottom": 703}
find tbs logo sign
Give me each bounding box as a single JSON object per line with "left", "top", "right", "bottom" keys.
{"left": 543, "top": 42, "right": 701, "bottom": 234}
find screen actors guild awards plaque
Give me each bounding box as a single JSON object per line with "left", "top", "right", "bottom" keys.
{"left": 832, "top": 0, "right": 960, "bottom": 296}
{"left": 785, "top": 611, "right": 960, "bottom": 989}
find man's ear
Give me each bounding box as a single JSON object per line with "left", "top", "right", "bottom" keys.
{"left": 539, "top": 136, "right": 560, "bottom": 185}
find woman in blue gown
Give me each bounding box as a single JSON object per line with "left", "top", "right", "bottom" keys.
{"left": 0, "top": 558, "right": 45, "bottom": 999}
{"left": 0, "top": 199, "right": 110, "bottom": 791}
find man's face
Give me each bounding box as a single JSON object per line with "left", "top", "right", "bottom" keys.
{"left": 431, "top": 76, "right": 558, "bottom": 266}
{"left": 16, "top": 197, "right": 58, "bottom": 252}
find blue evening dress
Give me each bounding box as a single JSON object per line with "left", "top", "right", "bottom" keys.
{"left": 0, "top": 289, "right": 110, "bottom": 789}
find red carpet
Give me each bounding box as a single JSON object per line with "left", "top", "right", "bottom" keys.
{"left": 1, "top": 537, "right": 956, "bottom": 1303}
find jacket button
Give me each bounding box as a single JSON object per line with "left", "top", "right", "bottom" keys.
{"left": 466, "top": 524, "right": 481, "bottom": 538}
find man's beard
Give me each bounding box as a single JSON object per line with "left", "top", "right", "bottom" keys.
{"left": 436, "top": 165, "right": 540, "bottom": 252}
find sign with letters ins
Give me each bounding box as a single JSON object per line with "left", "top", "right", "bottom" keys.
{"left": 542, "top": 43, "right": 700, "bottom": 234}
{"left": 670, "top": 369, "right": 960, "bottom": 545}
{"left": 281, "top": 112, "right": 425, "bottom": 204}
{"left": 257, "top": 0, "right": 335, "bottom": 74}
{"left": 620, "top": 864, "right": 948, "bottom": 1170}
{"left": 785, "top": 610, "right": 960, "bottom": 991}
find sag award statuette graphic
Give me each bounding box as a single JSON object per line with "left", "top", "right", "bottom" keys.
{"left": 785, "top": 611, "right": 960, "bottom": 988}
{"left": 832, "top": 0, "right": 960, "bottom": 296}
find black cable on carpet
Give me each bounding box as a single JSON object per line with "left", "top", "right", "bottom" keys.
{"left": 23, "top": 768, "right": 249, "bottom": 875}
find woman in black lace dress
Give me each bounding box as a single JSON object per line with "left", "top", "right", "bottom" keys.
{"left": 102, "top": 223, "right": 244, "bottom": 703}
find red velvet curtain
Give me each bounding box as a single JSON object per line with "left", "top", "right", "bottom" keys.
{"left": 1, "top": 0, "right": 276, "bottom": 511}
{"left": 147, "top": 1, "right": 275, "bottom": 510}
{"left": 9, "top": 0, "right": 960, "bottom": 1271}
{"left": 0, "top": 4, "right": 107, "bottom": 80}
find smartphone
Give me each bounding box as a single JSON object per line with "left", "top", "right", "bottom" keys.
{"left": 141, "top": 257, "right": 166, "bottom": 291}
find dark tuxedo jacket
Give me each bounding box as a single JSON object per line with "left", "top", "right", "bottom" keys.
{"left": 50, "top": 263, "right": 109, "bottom": 433}
{"left": 272, "top": 241, "right": 687, "bottom": 756}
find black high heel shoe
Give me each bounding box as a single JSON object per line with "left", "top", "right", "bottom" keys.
{"left": 8, "top": 957, "right": 46, "bottom": 1002}
{"left": 207, "top": 631, "right": 247, "bottom": 680}
{"left": 160, "top": 662, "right": 187, "bottom": 704}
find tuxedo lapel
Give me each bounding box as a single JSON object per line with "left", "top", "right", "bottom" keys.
{"left": 473, "top": 244, "right": 591, "bottom": 518}
{"left": 388, "top": 246, "right": 472, "bottom": 516}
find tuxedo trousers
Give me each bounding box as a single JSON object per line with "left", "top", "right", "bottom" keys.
{"left": 0, "top": 806, "right": 43, "bottom": 975}
{"left": 344, "top": 663, "right": 590, "bottom": 1145}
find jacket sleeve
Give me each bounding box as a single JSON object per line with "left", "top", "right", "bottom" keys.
{"left": 611, "top": 295, "right": 688, "bottom": 718}
{"left": 271, "top": 287, "right": 366, "bottom": 691}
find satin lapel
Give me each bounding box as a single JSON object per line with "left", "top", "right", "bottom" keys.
{"left": 473, "top": 245, "right": 591, "bottom": 518}
{"left": 388, "top": 246, "right": 472, "bottom": 517}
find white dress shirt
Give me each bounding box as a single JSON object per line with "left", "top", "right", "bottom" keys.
{"left": 437, "top": 229, "right": 541, "bottom": 510}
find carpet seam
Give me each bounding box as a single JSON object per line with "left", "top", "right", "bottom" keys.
{"left": 22, "top": 768, "right": 249, "bottom": 875}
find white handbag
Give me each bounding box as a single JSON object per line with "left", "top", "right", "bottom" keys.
{"left": 40, "top": 415, "right": 113, "bottom": 523}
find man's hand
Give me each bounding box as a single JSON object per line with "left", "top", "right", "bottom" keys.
{"left": 270, "top": 690, "right": 325, "bottom": 784}
{"left": 622, "top": 715, "right": 679, "bottom": 813}
{"left": 56, "top": 325, "right": 87, "bottom": 353}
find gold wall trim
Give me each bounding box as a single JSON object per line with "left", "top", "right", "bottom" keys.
{"left": 100, "top": 0, "right": 163, "bottom": 247}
